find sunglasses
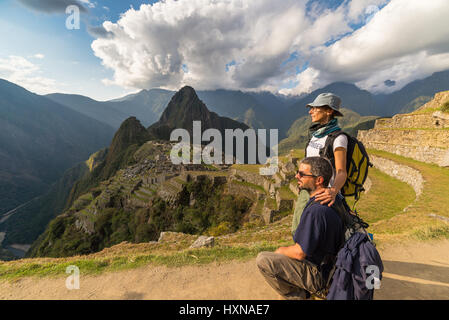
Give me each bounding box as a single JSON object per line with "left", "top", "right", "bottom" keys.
{"left": 296, "top": 171, "right": 317, "bottom": 178}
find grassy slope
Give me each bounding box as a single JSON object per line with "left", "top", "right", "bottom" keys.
{"left": 365, "top": 149, "right": 449, "bottom": 241}
{"left": 1, "top": 149, "right": 448, "bottom": 279}
{"left": 346, "top": 167, "right": 415, "bottom": 224}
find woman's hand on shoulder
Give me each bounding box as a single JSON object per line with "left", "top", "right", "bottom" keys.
{"left": 314, "top": 187, "right": 338, "bottom": 206}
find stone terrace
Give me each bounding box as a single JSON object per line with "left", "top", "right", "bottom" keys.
{"left": 358, "top": 91, "right": 449, "bottom": 167}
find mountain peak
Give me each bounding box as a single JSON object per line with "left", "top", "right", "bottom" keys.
{"left": 148, "top": 86, "right": 249, "bottom": 140}
{"left": 178, "top": 85, "right": 196, "bottom": 96}
{"left": 169, "top": 85, "right": 202, "bottom": 108}
{"left": 109, "top": 117, "right": 150, "bottom": 155}
{"left": 156, "top": 86, "right": 209, "bottom": 127}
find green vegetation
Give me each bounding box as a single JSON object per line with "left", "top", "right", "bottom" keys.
{"left": 411, "top": 107, "right": 441, "bottom": 115}
{"left": 441, "top": 100, "right": 449, "bottom": 113}
{"left": 28, "top": 177, "right": 252, "bottom": 258}
{"left": 176, "top": 179, "right": 252, "bottom": 235}
{"left": 346, "top": 168, "right": 415, "bottom": 224}
{"left": 265, "top": 197, "right": 277, "bottom": 210}
{"left": 230, "top": 180, "right": 265, "bottom": 194}
{"left": 279, "top": 185, "right": 296, "bottom": 200}
{"left": 231, "top": 164, "right": 263, "bottom": 174}
{"left": 413, "top": 225, "right": 449, "bottom": 241}
{"left": 66, "top": 117, "right": 150, "bottom": 209}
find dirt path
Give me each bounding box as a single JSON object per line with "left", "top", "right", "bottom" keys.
{"left": 1, "top": 240, "right": 449, "bottom": 300}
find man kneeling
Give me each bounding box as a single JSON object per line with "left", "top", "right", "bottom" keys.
{"left": 257, "top": 157, "right": 343, "bottom": 300}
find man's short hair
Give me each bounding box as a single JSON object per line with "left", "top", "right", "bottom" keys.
{"left": 300, "top": 157, "right": 334, "bottom": 187}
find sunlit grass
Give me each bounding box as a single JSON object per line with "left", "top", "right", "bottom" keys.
{"left": 346, "top": 168, "right": 415, "bottom": 224}
{"left": 365, "top": 149, "right": 449, "bottom": 240}
{"left": 0, "top": 245, "right": 281, "bottom": 280}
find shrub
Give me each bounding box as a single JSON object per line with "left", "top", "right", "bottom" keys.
{"left": 207, "top": 221, "right": 233, "bottom": 236}
{"left": 134, "top": 223, "right": 157, "bottom": 242}
{"left": 48, "top": 217, "right": 67, "bottom": 239}
{"left": 441, "top": 101, "right": 449, "bottom": 113}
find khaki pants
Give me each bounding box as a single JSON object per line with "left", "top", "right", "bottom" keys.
{"left": 256, "top": 252, "right": 324, "bottom": 300}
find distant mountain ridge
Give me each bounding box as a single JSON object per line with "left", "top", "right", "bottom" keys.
{"left": 46, "top": 88, "right": 290, "bottom": 135}
{"left": 0, "top": 79, "right": 115, "bottom": 217}
{"left": 46, "top": 89, "right": 174, "bottom": 128}
{"left": 45, "top": 69, "right": 449, "bottom": 139}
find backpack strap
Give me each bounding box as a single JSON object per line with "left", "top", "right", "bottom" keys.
{"left": 319, "top": 130, "right": 345, "bottom": 168}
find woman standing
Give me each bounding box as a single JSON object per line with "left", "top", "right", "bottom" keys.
{"left": 291, "top": 93, "right": 348, "bottom": 236}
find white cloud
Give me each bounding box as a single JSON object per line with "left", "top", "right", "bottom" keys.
{"left": 33, "top": 54, "right": 45, "bottom": 59}
{"left": 0, "top": 56, "right": 58, "bottom": 94}
{"left": 79, "top": 0, "right": 95, "bottom": 9}
{"left": 92, "top": 0, "right": 309, "bottom": 91}
{"left": 288, "top": 0, "right": 449, "bottom": 94}
{"left": 346, "top": 0, "right": 387, "bottom": 22}
{"left": 91, "top": 0, "right": 449, "bottom": 95}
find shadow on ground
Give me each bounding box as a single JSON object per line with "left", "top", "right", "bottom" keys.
{"left": 376, "top": 261, "right": 449, "bottom": 300}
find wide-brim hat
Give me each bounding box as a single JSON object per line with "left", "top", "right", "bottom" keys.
{"left": 306, "top": 92, "right": 344, "bottom": 117}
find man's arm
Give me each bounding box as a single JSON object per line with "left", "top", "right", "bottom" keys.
{"left": 275, "top": 243, "right": 306, "bottom": 260}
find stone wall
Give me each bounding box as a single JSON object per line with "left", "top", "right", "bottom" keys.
{"left": 358, "top": 128, "right": 449, "bottom": 149}
{"left": 361, "top": 140, "right": 449, "bottom": 166}
{"left": 374, "top": 113, "right": 449, "bottom": 129}
{"left": 226, "top": 182, "right": 263, "bottom": 200}
{"left": 359, "top": 126, "right": 449, "bottom": 167}
{"left": 358, "top": 90, "right": 449, "bottom": 167}
{"left": 231, "top": 168, "right": 267, "bottom": 186}
{"left": 370, "top": 155, "right": 424, "bottom": 198}
{"left": 363, "top": 177, "right": 372, "bottom": 194}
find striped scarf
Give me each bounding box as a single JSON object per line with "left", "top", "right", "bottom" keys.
{"left": 309, "top": 118, "right": 341, "bottom": 138}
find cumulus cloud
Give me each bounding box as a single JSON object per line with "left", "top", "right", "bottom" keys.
{"left": 0, "top": 56, "right": 58, "bottom": 94}
{"left": 92, "top": 0, "right": 310, "bottom": 91}
{"left": 16, "top": 0, "right": 89, "bottom": 14}
{"left": 91, "top": 0, "right": 449, "bottom": 95}
{"left": 287, "top": 0, "right": 449, "bottom": 94}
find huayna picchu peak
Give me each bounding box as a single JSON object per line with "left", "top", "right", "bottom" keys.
{"left": 148, "top": 86, "right": 249, "bottom": 140}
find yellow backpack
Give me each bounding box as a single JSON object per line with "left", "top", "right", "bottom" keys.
{"left": 318, "top": 131, "right": 372, "bottom": 201}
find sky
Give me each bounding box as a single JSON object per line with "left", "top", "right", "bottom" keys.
{"left": 1, "top": 0, "right": 449, "bottom": 101}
